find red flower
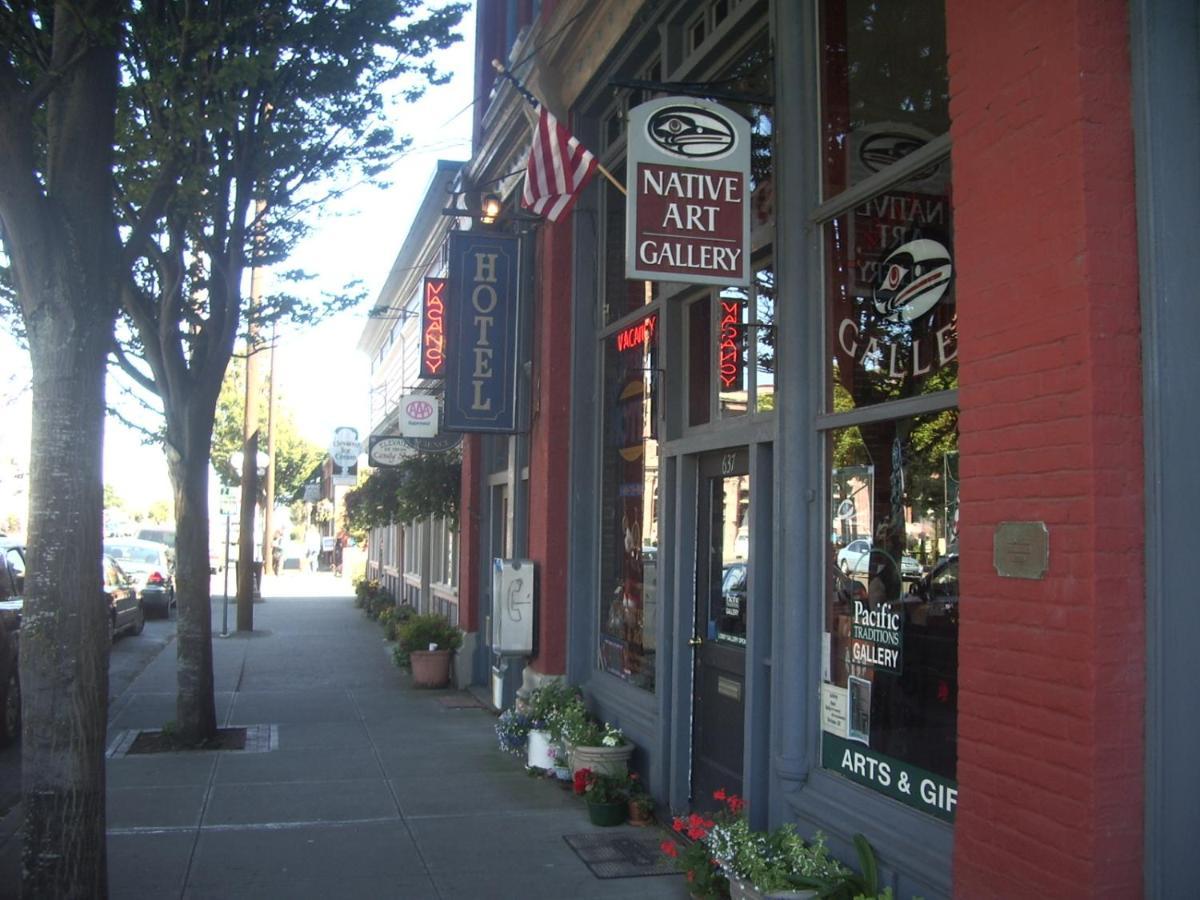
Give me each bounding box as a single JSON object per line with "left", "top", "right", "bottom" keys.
{"left": 573, "top": 768, "right": 592, "bottom": 795}
{"left": 672, "top": 818, "right": 685, "bottom": 832}
{"left": 687, "top": 871, "right": 696, "bottom": 883}
{"left": 660, "top": 840, "right": 679, "bottom": 858}
{"left": 713, "top": 788, "right": 727, "bottom": 801}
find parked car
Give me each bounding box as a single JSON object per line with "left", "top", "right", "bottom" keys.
{"left": 0, "top": 539, "right": 25, "bottom": 746}
{"left": 835, "top": 538, "right": 923, "bottom": 580}
{"left": 104, "top": 555, "right": 144, "bottom": 641}
{"left": 104, "top": 538, "right": 175, "bottom": 618}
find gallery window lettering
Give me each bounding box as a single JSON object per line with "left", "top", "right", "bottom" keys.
{"left": 823, "top": 413, "right": 959, "bottom": 822}
{"left": 599, "top": 312, "right": 659, "bottom": 691}
{"left": 825, "top": 168, "right": 956, "bottom": 414}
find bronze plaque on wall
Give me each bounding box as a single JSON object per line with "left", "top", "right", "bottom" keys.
{"left": 993, "top": 521, "right": 1049, "bottom": 579}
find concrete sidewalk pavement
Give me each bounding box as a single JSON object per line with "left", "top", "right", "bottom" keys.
{"left": 1, "top": 573, "right": 689, "bottom": 899}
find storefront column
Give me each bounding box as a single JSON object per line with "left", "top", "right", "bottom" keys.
{"left": 527, "top": 221, "right": 573, "bottom": 676}
{"left": 948, "top": 2, "right": 1144, "bottom": 895}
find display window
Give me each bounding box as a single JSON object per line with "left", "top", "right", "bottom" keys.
{"left": 598, "top": 311, "right": 660, "bottom": 691}
{"left": 817, "top": 0, "right": 957, "bottom": 823}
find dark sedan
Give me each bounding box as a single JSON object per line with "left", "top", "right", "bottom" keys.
{"left": 104, "top": 555, "right": 144, "bottom": 641}
{"left": 104, "top": 538, "right": 175, "bottom": 618}
{"left": 0, "top": 540, "right": 24, "bottom": 746}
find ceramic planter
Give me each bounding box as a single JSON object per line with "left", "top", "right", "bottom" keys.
{"left": 409, "top": 649, "right": 452, "bottom": 688}
{"left": 728, "top": 875, "right": 817, "bottom": 900}
{"left": 586, "top": 800, "right": 627, "bottom": 827}
{"left": 570, "top": 741, "right": 635, "bottom": 777}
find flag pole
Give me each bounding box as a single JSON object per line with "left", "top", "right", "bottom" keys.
{"left": 491, "top": 60, "right": 626, "bottom": 196}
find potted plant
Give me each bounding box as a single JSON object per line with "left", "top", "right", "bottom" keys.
{"left": 573, "top": 767, "right": 630, "bottom": 827}
{"left": 660, "top": 832, "right": 728, "bottom": 900}
{"left": 674, "top": 788, "right": 876, "bottom": 900}
{"left": 495, "top": 707, "right": 532, "bottom": 756}
{"left": 568, "top": 720, "right": 634, "bottom": 777}
{"left": 395, "top": 613, "right": 462, "bottom": 688}
{"left": 627, "top": 773, "right": 655, "bottom": 826}
{"left": 523, "top": 681, "right": 580, "bottom": 771}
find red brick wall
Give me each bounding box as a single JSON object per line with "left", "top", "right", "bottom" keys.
{"left": 458, "top": 434, "right": 483, "bottom": 632}
{"left": 526, "top": 222, "right": 573, "bottom": 675}
{"left": 947, "top": 1, "right": 1144, "bottom": 896}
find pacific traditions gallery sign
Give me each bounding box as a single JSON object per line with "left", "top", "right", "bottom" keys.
{"left": 625, "top": 96, "right": 751, "bottom": 287}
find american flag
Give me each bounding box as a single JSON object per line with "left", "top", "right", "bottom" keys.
{"left": 521, "top": 106, "right": 598, "bottom": 222}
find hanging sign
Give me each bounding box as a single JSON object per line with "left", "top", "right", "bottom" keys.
{"left": 444, "top": 232, "right": 522, "bottom": 433}
{"left": 421, "top": 277, "right": 447, "bottom": 379}
{"left": 398, "top": 393, "right": 438, "bottom": 438}
{"left": 717, "top": 298, "right": 743, "bottom": 389}
{"left": 626, "top": 96, "right": 751, "bottom": 286}
{"left": 368, "top": 435, "right": 408, "bottom": 467}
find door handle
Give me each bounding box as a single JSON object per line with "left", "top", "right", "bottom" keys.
{"left": 688, "top": 636, "right": 703, "bottom": 647}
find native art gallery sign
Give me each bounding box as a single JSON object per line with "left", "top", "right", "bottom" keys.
{"left": 444, "top": 232, "right": 522, "bottom": 433}
{"left": 626, "top": 97, "right": 751, "bottom": 286}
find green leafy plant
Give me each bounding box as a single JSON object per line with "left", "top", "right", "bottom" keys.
{"left": 660, "top": 831, "right": 727, "bottom": 900}
{"left": 344, "top": 451, "right": 462, "bottom": 533}
{"left": 524, "top": 680, "right": 582, "bottom": 731}
{"left": 572, "top": 767, "right": 632, "bottom": 804}
{"left": 548, "top": 693, "right": 627, "bottom": 748}
{"left": 396, "top": 613, "right": 462, "bottom": 653}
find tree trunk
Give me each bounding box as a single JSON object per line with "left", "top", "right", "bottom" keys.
{"left": 166, "top": 419, "right": 218, "bottom": 744}
{"left": 20, "top": 317, "right": 112, "bottom": 898}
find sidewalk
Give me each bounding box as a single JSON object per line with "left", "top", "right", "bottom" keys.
{"left": 1, "top": 573, "right": 689, "bottom": 899}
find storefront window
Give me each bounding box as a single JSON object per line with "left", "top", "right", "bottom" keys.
{"left": 818, "top": 0, "right": 955, "bottom": 824}
{"left": 825, "top": 166, "right": 956, "bottom": 413}
{"left": 599, "top": 311, "right": 659, "bottom": 691}
{"left": 823, "top": 411, "right": 959, "bottom": 822}
{"left": 820, "top": 0, "right": 950, "bottom": 198}
{"left": 686, "top": 263, "right": 777, "bottom": 427}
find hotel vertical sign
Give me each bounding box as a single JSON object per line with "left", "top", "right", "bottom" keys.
{"left": 444, "top": 232, "right": 522, "bottom": 433}
{"left": 626, "top": 96, "right": 751, "bottom": 286}
{"left": 420, "top": 277, "right": 447, "bottom": 379}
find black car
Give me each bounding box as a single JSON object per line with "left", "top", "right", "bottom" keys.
{"left": 0, "top": 540, "right": 26, "bottom": 747}
{"left": 104, "top": 555, "right": 144, "bottom": 641}
{"left": 104, "top": 538, "right": 175, "bottom": 618}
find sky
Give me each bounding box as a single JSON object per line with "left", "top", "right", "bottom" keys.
{"left": 1, "top": 4, "right": 477, "bottom": 523}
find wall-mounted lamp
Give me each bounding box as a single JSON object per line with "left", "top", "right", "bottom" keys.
{"left": 479, "top": 193, "right": 502, "bottom": 225}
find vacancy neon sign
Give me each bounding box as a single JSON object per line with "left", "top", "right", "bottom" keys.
{"left": 718, "top": 299, "right": 743, "bottom": 389}
{"left": 615, "top": 313, "right": 657, "bottom": 353}
{"left": 421, "top": 277, "right": 447, "bottom": 378}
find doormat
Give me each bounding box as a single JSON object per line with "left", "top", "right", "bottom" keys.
{"left": 563, "top": 832, "right": 680, "bottom": 880}
{"left": 436, "top": 695, "right": 488, "bottom": 709}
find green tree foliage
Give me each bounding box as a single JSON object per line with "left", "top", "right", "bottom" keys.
{"left": 210, "top": 358, "right": 326, "bottom": 503}
{"left": 103, "top": 484, "right": 125, "bottom": 509}
{"left": 96, "top": 0, "right": 466, "bottom": 743}
{"left": 344, "top": 452, "right": 461, "bottom": 534}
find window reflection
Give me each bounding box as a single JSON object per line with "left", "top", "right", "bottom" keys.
{"left": 825, "top": 412, "right": 959, "bottom": 786}
{"left": 820, "top": 0, "right": 950, "bottom": 197}
{"left": 826, "top": 168, "right": 956, "bottom": 413}
{"left": 599, "top": 313, "right": 659, "bottom": 691}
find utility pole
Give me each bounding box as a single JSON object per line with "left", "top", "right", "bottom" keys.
{"left": 262, "top": 323, "right": 277, "bottom": 579}
{"left": 237, "top": 198, "right": 267, "bottom": 631}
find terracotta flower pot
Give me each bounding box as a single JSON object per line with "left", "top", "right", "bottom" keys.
{"left": 409, "top": 649, "right": 452, "bottom": 688}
